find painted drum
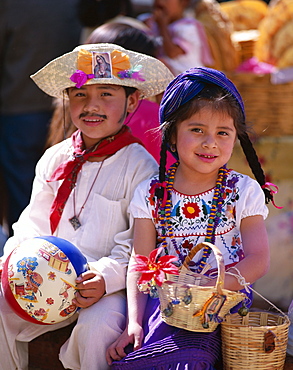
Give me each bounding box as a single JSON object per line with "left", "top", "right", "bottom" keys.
{"left": 1, "top": 236, "right": 88, "bottom": 325}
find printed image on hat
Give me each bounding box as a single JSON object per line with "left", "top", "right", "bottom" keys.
{"left": 1, "top": 236, "right": 88, "bottom": 325}
{"left": 31, "top": 43, "right": 174, "bottom": 99}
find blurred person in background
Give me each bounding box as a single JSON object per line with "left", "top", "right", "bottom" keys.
{"left": 78, "top": 0, "right": 149, "bottom": 42}
{"left": 138, "top": 0, "right": 213, "bottom": 76}
{"left": 0, "top": 0, "right": 82, "bottom": 238}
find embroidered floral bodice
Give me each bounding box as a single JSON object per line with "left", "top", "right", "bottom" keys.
{"left": 130, "top": 169, "right": 268, "bottom": 272}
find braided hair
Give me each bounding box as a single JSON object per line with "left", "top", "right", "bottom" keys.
{"left": 156, "top": 67, "right": 273, "bottom": 204}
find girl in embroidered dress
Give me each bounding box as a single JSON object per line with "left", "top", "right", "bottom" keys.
{"left": 0, "top": 44, "right": 173, "bottom": 370}
{"left": 106, "top": 67, "right": 275, "bottom": 369}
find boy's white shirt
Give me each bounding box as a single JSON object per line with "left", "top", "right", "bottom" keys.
{"left": 3, "top": 139, "right": 158, "bottom": 295}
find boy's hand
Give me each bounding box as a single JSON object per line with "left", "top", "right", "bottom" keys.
{"left": 73, "top": 270, "right": 106, "bottom": 308}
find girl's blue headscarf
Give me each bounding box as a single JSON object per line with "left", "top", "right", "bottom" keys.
{"left": 159, "top": 67, "right": 245, "bottom": 124}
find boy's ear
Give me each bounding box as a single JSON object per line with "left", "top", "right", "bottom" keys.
{"left": 126, "top": 90, "right": 140, "bottom": 113}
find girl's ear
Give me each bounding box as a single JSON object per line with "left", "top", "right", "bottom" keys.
{"left": 170, "top": 131, "right": 177, "bottom": 146}
{"left": 126, "top": 90, "right": 140, "bottom": 113}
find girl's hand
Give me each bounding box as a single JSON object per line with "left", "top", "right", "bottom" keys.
{"left": 106, "top": 322, "right": 144, "bottom": 365}
{"left": 153, "top": 7, "right": 168, "bottom": 28}
{"left": 73, "top": 270, "right": 105, "bottom": 308}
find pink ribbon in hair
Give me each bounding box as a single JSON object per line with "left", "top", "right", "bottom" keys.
{"left": 70, "top": 70, "right": 95, "bottom": 88}
{"left": 261, "top": 182, "right": 283, "bottom": 209}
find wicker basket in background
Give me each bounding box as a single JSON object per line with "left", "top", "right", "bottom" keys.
{"left": 157, "top": 242, "right": 246, "bottom": 333}
{"left": 232, "top": 29, "right": 259, "bottom": 64}
{"left": 221, "top": 311, "right": 290, "bottom": 370}
{"left": 227, "top": 72, "right": 293, "bottom": 137}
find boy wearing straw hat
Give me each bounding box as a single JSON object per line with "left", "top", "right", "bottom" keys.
{"left": 0, "top": 43, "right": 174, "bottom": 370}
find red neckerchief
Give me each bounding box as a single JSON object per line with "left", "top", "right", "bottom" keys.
{"left": 48, "top": 125, "right": 143, "bottom": 234}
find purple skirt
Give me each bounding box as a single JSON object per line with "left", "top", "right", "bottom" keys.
{"left": 111, "top": 297, "right": 222, "bottom": 370}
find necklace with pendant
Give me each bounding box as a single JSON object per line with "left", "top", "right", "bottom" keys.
{"left": 69, "top": 159, "right": 105, "bottom": 230}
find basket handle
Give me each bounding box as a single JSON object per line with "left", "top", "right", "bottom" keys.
{"left": 183, "top": 242, "right": 225, "bottom": 295}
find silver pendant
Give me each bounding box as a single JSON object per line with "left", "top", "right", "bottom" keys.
{"left": 69, "top": 216, "right": 81, "bottom": 230}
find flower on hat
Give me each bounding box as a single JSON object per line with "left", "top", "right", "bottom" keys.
{"left": 70, "top": 70, "right": 95, "bottom": 88}
{"left": 69, "top": 49, "right": 145, "bottom": 88}
{"left": 131, "top": 247, "right": 179, "bottom": 287}
{"left": 118, "top": 65, "right": 145, "bottom": 81}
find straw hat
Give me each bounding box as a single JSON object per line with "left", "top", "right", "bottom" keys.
{"left": 31, "top": 43, "right": 174, "bottom": 99}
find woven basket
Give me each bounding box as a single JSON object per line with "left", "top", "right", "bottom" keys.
{"left": 231, "top": 30, "right": 259, "bottom": 64}
{"left": 226, "top": 72, "right": 293, "bottom": 137}
{"left": 157, "top": 242, "right": 246, "bottom": 333}
{"left": 221, "top": 311, "right": 290, "bottom": 370}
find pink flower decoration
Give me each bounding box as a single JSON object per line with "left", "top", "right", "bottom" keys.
{"left": 117, "top": 65, "right": 145, "bottom": 81}
{"left": 131, "top": 71, "right": 145, "bottom": 81}
{"left": 132, "top": 247, "right": 179, "bottom": 286}
{"left": 70, "top": 70, "right": 95, "bottom": 88}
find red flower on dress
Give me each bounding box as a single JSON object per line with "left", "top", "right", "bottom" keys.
{"left": 182, "top": 239, "right": 193, "bottom": 251}
{"left": 131, "top": 247, "right": 179, "bottom": 286}
{"left": 182, "top": 202, "right": 200, "bottom": 219}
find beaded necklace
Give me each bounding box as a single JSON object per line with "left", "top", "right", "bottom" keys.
{"left": 157, "top": 162, "right": 228, "bottom": 273}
